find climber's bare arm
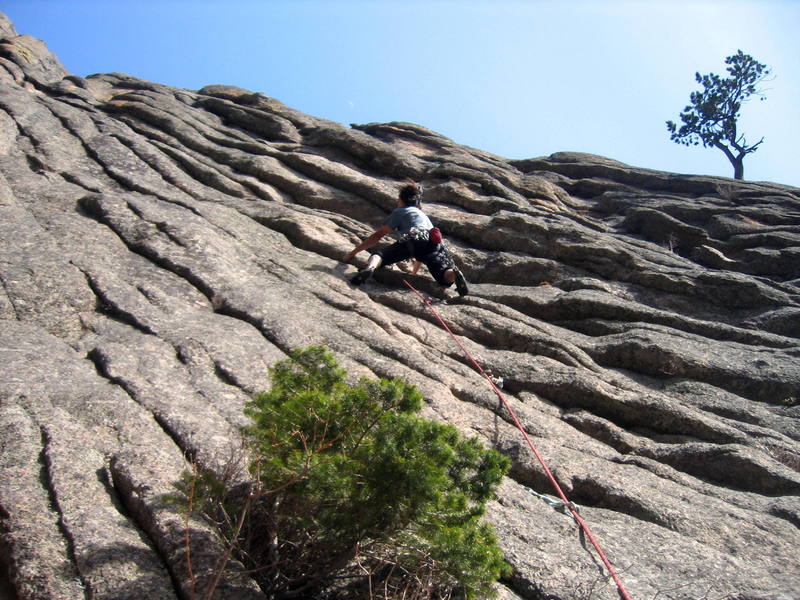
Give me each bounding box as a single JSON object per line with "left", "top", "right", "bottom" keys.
{"left": 343, "top": 225, "right": 392, "bottom": 262}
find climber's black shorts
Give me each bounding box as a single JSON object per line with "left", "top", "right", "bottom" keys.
{"left": 374, "top": 240, "right": 455, "bottom": 287}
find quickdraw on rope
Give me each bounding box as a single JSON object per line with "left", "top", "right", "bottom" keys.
{"left": 528, "top": 489, "right": 581, "bottom": 516}
{"left": 402, "top": 279, "right": 633, "bottom": 600}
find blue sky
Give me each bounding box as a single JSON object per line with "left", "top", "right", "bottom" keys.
{"left": 4, "top": 1, "right": 799, "bottom": 187}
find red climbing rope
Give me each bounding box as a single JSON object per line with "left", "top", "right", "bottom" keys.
{"left": 402, "top": 279, "right": 633, "bottom": 600}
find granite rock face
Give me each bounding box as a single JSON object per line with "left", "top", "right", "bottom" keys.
{"left": 1, "top": 14, "right": 799, "bottom": 600}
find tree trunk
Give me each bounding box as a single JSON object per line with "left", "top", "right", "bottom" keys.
{"left": 732, "top": 157, "right": 744, "bottom": 180}
{"left": 715, "top": 141, "right": 745, "bottom": 180}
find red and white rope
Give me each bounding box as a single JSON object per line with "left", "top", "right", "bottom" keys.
{"left": 402, "top": 279, "right": 633, "bottom": 600}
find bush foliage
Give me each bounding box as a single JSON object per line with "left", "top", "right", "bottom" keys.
{"left": 185, "top": 346, "right": 511, "bottom": 599}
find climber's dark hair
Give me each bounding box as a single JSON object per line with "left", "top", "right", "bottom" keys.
{"left": 399, "top": 181, "right": 422, "bottom": 206}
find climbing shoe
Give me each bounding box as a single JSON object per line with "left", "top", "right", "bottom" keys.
{"left": 454, "top": 268, "right": 469, "bottom": 296}
{"left": 350, "top": 269, "right": 374, "bottom": 286}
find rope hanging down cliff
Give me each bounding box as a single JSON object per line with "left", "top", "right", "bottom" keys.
{"left": 402, "top": 279, "right": 633, "bottom": 600}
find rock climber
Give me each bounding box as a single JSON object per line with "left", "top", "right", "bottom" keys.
{"left": 342, "top": 182, "right": 469, "bottom": 296}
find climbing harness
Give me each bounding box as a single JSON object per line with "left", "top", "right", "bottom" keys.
{"left": 402, "top": 279, "right": 634, "bottom": 600}
{"left": 399, "top": 227, "right": 456, "bottom": 276}
{"left": 401, "top": 226, "right": 430, "bottom": 243}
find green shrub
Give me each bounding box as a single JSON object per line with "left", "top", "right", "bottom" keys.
{"left": 185, "top": 346, "right": 511, "bottom": 599}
